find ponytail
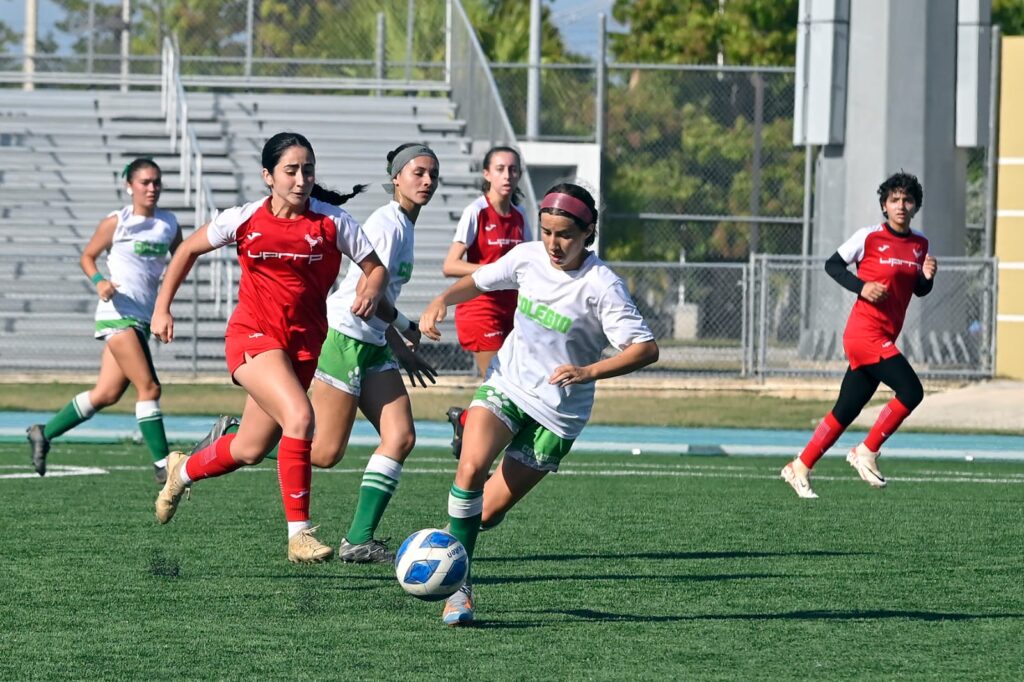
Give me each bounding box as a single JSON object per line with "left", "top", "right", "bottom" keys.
{"left": 310, "top": 183, "right": 367, "bottom": 205}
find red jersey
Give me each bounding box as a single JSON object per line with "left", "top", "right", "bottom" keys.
{"left": 837, "top": 223, "right": 929, "bottom": 341}
{"left": 453, "top": 195, "right": 531, "bottom": 317}
{"left": 207, "top": 197, "right": 375, "bottom": 362}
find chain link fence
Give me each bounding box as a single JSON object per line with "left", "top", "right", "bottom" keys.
{"left": 0, "top": 253, "right": 996, "bottom": 379}
{"left": 747, "top": 255, "right": 997, "bottom": 378}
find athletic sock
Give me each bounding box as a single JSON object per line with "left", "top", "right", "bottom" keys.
{"left": 459, "top": 409, "right": 468, "bottom": 427}
{"left": 863, "top": 398, "right": 913, "bottom": 452}
{"left": 184, "top": 433, "right": 241, "bottom": 482}
{"left": 448, "top": 484, "right": 484, "bottom": 561}
{"left": 278, "top": 435, "right": 313, "bottom": 524}
{"left": 798, "top": 412, "right": 845, "bottom": 469}
{"left": 287, "top": 521, "right": 311, "bottom": 539}
{"left": 136, "top": 400, "right": 169, "bottom": 463}
{"left": 345, "top": 454, "right": 403, "bottom": 544}
{"left": 44, "top": 392, "right": 97, "bottom": 440}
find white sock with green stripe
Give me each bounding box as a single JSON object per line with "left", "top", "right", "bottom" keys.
{"left": 44, "top": 391, "right": 97, "bottom": 440}
{"left": 345, "top": 454, "right": 403, "bottom": 544}
{"left": 136, "top": 400, "right": 170, "bottom": 465}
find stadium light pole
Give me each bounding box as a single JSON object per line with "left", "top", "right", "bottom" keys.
{"left": 22, "top": 0, "right": 36, "bottom": 91}
{"left": 526, "top": 0, "right": 541, "bottom": 140}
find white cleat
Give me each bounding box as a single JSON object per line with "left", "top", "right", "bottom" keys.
{"left": 847, "top": 444, "right": 886, "bottom": 488}
{"left": 781, "top": 460, "right": 819, "bottom": 499}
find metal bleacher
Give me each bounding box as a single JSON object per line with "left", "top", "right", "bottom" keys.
{"left": 0, "top": 87, "right": 481, "bottom": 375}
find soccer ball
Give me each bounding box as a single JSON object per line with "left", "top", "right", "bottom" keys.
{"left": 394, "top": 528, "right": 468, "bottom": 601}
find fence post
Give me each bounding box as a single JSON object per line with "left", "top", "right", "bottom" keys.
{"left": 22, "top": 0, "right": 37, "bottom": 91}
{"left": 757, "top": 255, "right": 769, "bottom": 381}
{"left": 799, "top": 145, "right": 814, "bottom": 330}
{"left": 120, "top": 0, "right": 130, "bottom": 93}
{"left": 87, "top": 0, "right": 95, "bottom": 75}
{"left": 526, "top": 0, "right": 541, "bottom": 139}
{"left": 749, "top": 72, "right": 764, "bottom": 255}
{"left": 445, "top": 0, "right": 452, "bottom": 86}
{"left": 983, "top": 25, "right": 1001, "bottom": 258}
{"left": 596, "top": 14, "right": 607, "bottom": 147}
{"left": 405, "top": 0, "right": 415, "bottom": 81}
{"left": 244, "top": 0, "right": 254, "bottom": 78}
{"left": 375, "top": 12, "right": 386, "bottom": 96}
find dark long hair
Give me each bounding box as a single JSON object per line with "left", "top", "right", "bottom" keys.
{"left": 539, "top": 183, "right": 598, "bottom": 247}
{"left": 122, "top": 157, "right": 160, "bottom": 182}
{"left": 261, "top": 132, "right": 366, "bottom": 205}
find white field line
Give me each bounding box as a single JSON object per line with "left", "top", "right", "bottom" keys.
{"left": 4, "top": 461, "right": 1022, "bottom": 486}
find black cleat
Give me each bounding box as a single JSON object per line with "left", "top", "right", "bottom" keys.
{"left": 446, "top": 407, "right": 464, "bottom": 460}
{"left": 26, "top": 424, "right": 50, "bottom": 476}
{"left": 191, "top": 415, "right": 240, "bottom": 455}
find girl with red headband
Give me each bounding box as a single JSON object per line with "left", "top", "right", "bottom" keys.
{"left": 419, "top": 182, "right": 660, "bottom": 626}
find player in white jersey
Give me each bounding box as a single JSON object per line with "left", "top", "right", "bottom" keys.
{"left": 419, "top": 183, "right": 660, "bottom": 626}
{"left": 309, "top": 143, "right": 439, "bottom": 563}
{"left": 26, "top": 159, "right": 182, "bottom": 482}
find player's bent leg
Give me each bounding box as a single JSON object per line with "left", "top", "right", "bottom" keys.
{"left": 309, "top": 378, "right": 359, "bottom": 468}
{"left": 191, "top": 415, "right": 240, "bottom": 456}
{"left": 481, "top": 456, "right": 548, "bottom": 529}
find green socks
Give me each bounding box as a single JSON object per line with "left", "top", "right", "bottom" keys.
{"left": 44, "top": 392, "right": 97, "bottom": 440}
{"left": 345, "top": 454, "right": 403, "bottom": 544}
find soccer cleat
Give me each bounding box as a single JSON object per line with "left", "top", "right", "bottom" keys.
{"left": 287, "top": 526, "right": 334, "bottom": 563}
{"left": 26, "top": 424, "right": 50, "bottom": 476}
{"left": 446, "top": 406, "right": 464, "bottom": 460}
{"left": 337, "top": 538, "right": 394, "bottom": 563}
{"left": 191, "top": 415, "right": 240, "bottom": 455}
{"left": 442, "top": 582, "right": 475, "bottom": 627}
{"left": 153, "top": 464, "right": 168, "bottom": 485}
{"left": 781, "top": 460, "right": 819, "bottom": 499}
{"left": 155, "top": 451, "right": 190, "bottom": 524}
{"left": 847, "top": 444, "right": 887, "bottom": 488}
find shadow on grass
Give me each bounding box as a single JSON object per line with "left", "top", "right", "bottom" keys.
{"left": 534, "top": 608, "right": 1024, "bottom": 623}
{"left": 477, "top": 550, "right": 864, "bottom": 564}
{"left": 475, "top": 573, "right": 787, "bottom": 586}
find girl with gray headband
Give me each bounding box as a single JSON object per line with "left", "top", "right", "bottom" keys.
{"left": 309, "top": 142, "right": 440, "bottom": 563}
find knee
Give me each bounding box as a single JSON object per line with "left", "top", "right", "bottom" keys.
{"left": 896, "top": 383, "right": 924, "bottom": 411}
{"left": 89, "top": 389, "right": 121, "bottom": 409}
{"left": 135, "top": 382, "right": 161, "bottom": 402}
{"left": 454, "top": 458, "right": 490, "bottom": 490}
{"left": 383, "top": 431, "right": 416, "bottom": 459}
{"left": 229, "top": 441, "right": 266, "bottom": 466}
{"left": 310, "top": 441, "right": 344, "bottom": 468}
{"left": 280, "top": 404, "right": 314, "bottom": 439}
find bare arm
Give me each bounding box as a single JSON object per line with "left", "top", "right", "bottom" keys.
{"left": 549, "top": 340, "right": 660, "bottom": 387}
{"left": 80, "top": 215, "right": 119, "bottom": 302}
{"left": 350, "top": 252, "right": 388, "bottom": 321}
{"left": 442, "top": 242, "right": 480, "bottom": 278}
{"left": 418, "top": 274, "right": 487, "bottom": 341}
{"left": 151, "top": 224, "right": 219, "bottom": 343}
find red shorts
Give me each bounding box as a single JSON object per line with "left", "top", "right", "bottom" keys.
{"left": 455, "top": 309, "right": 514, "bottom": 352}
{"left": 843, "top": 334, "right": 901, "bottom": 370}
{"left": 224, "top": 330, "right": 317, "bottom": 389}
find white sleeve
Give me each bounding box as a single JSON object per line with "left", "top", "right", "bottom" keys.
{"left": 358, "top": 211, "right": 399, "bottom": 270}
{"left": 333, "top": 211, "right": 375, "bottom": 263}
{"left": 206, "top": 201, "right": 260, "bottom": 249}
{"left": 598, "top": 279, "right": 656, "bottom": 351}
{"left": 453, "top": 204, "right": 478, "bottom": 246}
{"left": 835, "top": 226, "right": 873, "bottom": 265}
{"left": 471, "top": 246, "right": 522, "bottom": 292}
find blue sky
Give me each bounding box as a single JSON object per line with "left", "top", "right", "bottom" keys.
{"left": 1, "top": 0, "right": 625, "bottom": 59}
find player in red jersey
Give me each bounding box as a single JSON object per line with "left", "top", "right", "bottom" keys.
{"left": 442, "top": 147, "right": 531, "bottom": 457}
{"left": 149, "top": 132, "right": 388, "bottom": 562}
{"left": 782, "top": 171, "right": 938, "bottom": 498}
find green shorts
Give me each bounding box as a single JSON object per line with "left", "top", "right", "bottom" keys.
{"left": 95, "top": 317, "right": 151, "bottom": 341}
{"left": 470, "top": 384, "right": 575, "bottom": 472}
{"left": 314, "top": 329, "right": 399, "bottom": 396}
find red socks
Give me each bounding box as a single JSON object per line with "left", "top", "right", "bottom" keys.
{"left": 460, "top": 409, "right": 468, "bottom": 427}
{"left": 864, "top": 398, "right": 912, "bottom": 452}
{"left": 185, "top": 434, "right": 242, "bottom": 481}
{"left": 277, "top": 435, "right": 312, "bottom": 523}
{"left": 798, "top": 412, "right": 844, "bottom": 469}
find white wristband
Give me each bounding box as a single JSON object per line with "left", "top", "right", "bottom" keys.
{"left": 393, "top": 309, "right": 414, "bottom": 332}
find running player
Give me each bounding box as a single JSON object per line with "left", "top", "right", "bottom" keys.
{"left": 419, "top": 183, "right": 660, "bottom": 626}
{"left": 310, "top": 143, "right": 439, "bottom": 564}
{"left": 781, "top": 171, "right": 937, "bottom": 498}
{"left": 150, "top": 132, "right": 388, "bottom": 563}
{"left": 442, "top": 147, "right": 530, "bottom": 458}
{"left": 26, "top": 159, "right": 182, "bottom": 482}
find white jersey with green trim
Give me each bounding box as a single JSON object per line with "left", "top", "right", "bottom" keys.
{"left": 327, "top": 201, "right": 415, "bottom": 347}
{"left": 95, "top": 206, "right": 178, "bottom": 327}
{"left": 472, "top": 241, "right": 655, "bottom": 439}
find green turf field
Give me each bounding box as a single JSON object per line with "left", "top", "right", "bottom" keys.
{"left": 2, "top": 441, "right": 1022, "bottom": 679}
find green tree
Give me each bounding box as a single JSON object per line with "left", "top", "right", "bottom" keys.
{"left": 994, "top": 0, "right": 1024, "bottom": 34}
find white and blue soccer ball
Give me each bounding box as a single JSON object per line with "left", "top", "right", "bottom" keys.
{"left": 394, "top": 528, "right": 468, "bottom": 601}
